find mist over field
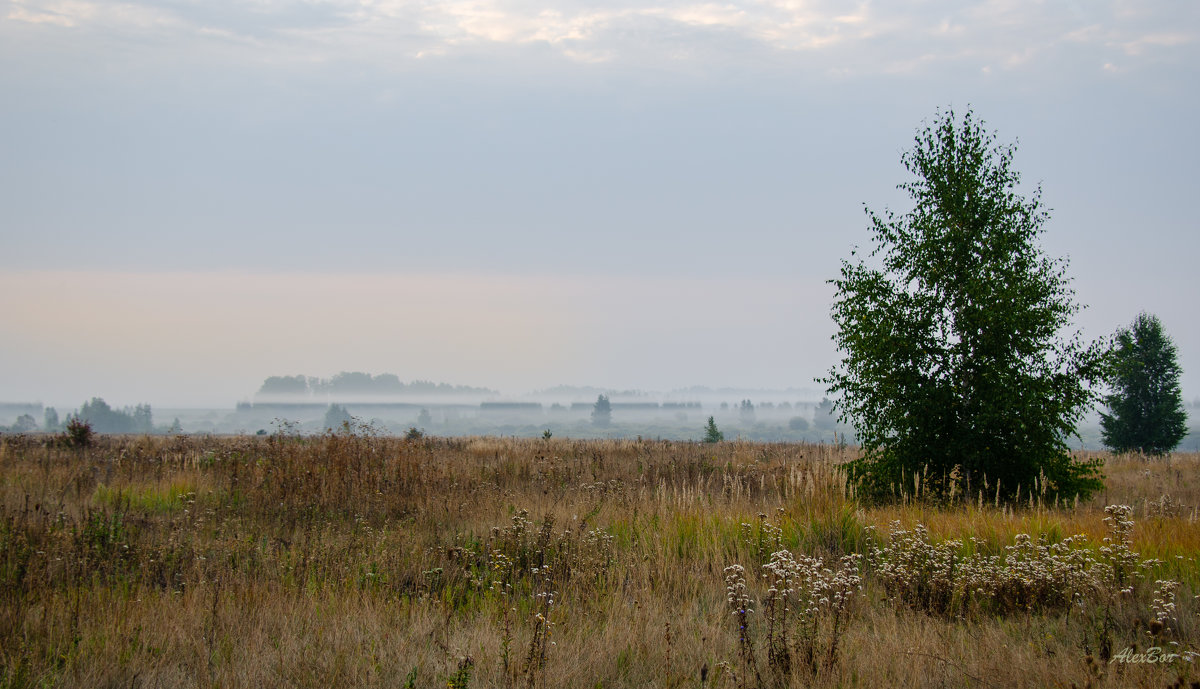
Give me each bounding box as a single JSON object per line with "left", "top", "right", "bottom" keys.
{"left": 1, "top": 0, "right": 1197, "bottom": 442}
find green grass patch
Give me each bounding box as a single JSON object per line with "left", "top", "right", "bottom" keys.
{"left": 93, "top": 481, "right": 196, "bottom": 514}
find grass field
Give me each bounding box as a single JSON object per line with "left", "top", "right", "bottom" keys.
{"left": 1, "top": 431, "right": 1198, "bottom": 688}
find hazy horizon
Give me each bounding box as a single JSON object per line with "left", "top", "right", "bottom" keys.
{"left": 2, "top": 1, "right": 1197, "bottom": 412}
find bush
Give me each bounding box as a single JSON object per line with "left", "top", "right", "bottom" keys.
{"left": 62, "top": 418, "right": 95, "bottom": 449}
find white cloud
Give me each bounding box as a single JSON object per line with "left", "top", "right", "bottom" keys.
{"left": 7, "top": 0, "right": 183, "bottom": 32}
{"left": 7, "top": 4, "right": 78, "bottom": 27}
{"left": 2, "top": 0, "right": 1193, "bottom": 76}
{"left": 1120, "top": 32, "right": 1193, "bottom": 56}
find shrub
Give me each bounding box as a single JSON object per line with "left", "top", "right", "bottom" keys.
{"left": 62, "top": 417, "right": 95, "bottom": 449}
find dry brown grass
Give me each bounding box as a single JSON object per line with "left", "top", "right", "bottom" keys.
{"left": 1, "top": 432, "right": 1198, "bottom": 688}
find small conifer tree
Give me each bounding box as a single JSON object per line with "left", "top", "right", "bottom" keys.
{"left": 703, "top": 416, "right": 724, "bottom": 443}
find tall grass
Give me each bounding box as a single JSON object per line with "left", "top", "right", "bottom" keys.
{"left": 0, "top": 432, "right": 1197, "bottom": 687}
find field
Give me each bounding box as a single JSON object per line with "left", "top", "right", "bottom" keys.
{"left": 2, "top": 431, "right": 1199, "bottom": 688}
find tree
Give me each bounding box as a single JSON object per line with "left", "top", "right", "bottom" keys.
{"left": 738, "top": 400, "right": 756, "bottom": 425}
{"left": 324, "top": 403, "right": 352, "bottom": 430}
{"left": 258, "top": 375, "right": 310, "bottom": 396}
{"left": 1100, "top": 313, "right": 1188, "bottom": 454}
{"left": 12, "top": 414, "right": 38, "bottom": 433}
{"left": 44, "top": 407, "right": 60, "bottom": 431}
{"left": 813, "top": 397, "right": 837, "bottom": 432}
{"left": 823, "top": 108, "right": 1106, "bottom": 502}
{"left": 132, "top": 404, "right": 153, "bottom": 434}
{"left": 591, "top": 394, "right": 612, "bottom": 428}
{"left": 78, "top": 397, "right": 145, "bottom": 434}
{"left": 63, "top": 418, "right": 94, "bottom": 448}
{"left": 703, "top": 416, "right": 724, "bottom": 443}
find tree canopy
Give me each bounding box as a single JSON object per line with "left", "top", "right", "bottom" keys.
{"left": 703, "top": 416, "right": 724, "bottom": 443}
{"left": 1100, "top": 313, "right": 1188, "bottom": 455}
{"left": 591, "top": 395, "right": 612, "bottom": 428}
{"left": 823, "top": 108, "right": 1107, "bottom": 502}
{"left": 75, "top": 398, "right": 153, "bottom": 434}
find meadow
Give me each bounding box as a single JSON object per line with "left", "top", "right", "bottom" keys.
{"left": 1, "top": 429, "right": 1198, "bottom": 688}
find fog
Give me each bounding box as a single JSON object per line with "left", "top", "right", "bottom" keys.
{"left": 8, "top": 375, "right": 1197, "bottom": 450}
{"left": 0, "top": 271, "right": 840, "bottom": 409}
{"left": 1, "top": 0, "right": 1196, "bottom": 444}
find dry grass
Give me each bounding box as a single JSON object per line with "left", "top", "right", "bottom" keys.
{"left": 1, "top": 432, "right": 1198, "bottom": 688}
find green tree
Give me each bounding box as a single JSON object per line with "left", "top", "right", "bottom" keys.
{"left": 591, "top": 394, "right": 612, "bottom": 428}
{"left": 823, "top": 107, "right": 1106, "bottom": 502}
{"left": 1100, "top": 313, "right": 1188, "bottom": 454}
{"left": 703, "top": 416, "right": 724, "bottom": 443}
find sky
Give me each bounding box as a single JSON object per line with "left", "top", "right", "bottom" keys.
{"left": 1, "top": 0, "right": 1198, "bottom": 409}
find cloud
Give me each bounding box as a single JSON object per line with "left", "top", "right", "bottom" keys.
{"left": 1119, "top": 32, "right": 1193, "bottom": 56}
{"left": 6, "top": 0, "right": 182, "bottom": 32}
{"left": 3, "top": 0, "right": 1195, "bottom": 76}
{"left": 6, "top": 3, "right": 78, "bottom": 27}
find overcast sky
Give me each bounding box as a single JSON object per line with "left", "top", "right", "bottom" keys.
{"left": 1, "top": 0, "right": 1198, "bottom": 409}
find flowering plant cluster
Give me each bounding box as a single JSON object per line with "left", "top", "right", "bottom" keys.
{"left": 867, "top": 505, "right": 1174, "bottom": 622}
{"left": 726, "top": 548, "right": 863, "bottom": 681}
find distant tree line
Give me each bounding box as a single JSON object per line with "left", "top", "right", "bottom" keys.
{"left": 71, "top": 398, "right": 154, "bottom": 434}
{"left": 258, "top": 372, "right": 497, "bottom": 397}
{"left": 1, "top": 399, "right": 154, "bottom": 435}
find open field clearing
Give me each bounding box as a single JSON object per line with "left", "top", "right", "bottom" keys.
{"left": 2, "top": 433, "right": 1199, "bottom": 688}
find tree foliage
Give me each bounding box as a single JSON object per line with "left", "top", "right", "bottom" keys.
{"left": 75, "top": 398, "right": 153, "bottom": 434}
{"left": 11, "top": 414, "right": 38, "bottom": 433}
{"left": 323, "top": 403, "right": 352, "bottom": 431}
{"left": 591, "top": 394, "right": 612, "bottom": 428}
{"left": 257, "top": 373, "right": 497, "bottom": 398}
{"left": 823, "top": 108, "right": 1106, "bottom": 502}
{"left": 1100, "top": 313, "right": 1188, "bottom": 455}
{"left": 813, "top": 397, "right": 837, "bottom": 432}
{"left": 738, "top": 400, "right": 756, "bottom": 425}
{"left": 703, "top": 416, "right": 724, "bottom": 443}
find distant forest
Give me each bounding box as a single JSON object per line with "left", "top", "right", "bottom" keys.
{"left": 257, "top": 372, "right": 497, "bottom": 397}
